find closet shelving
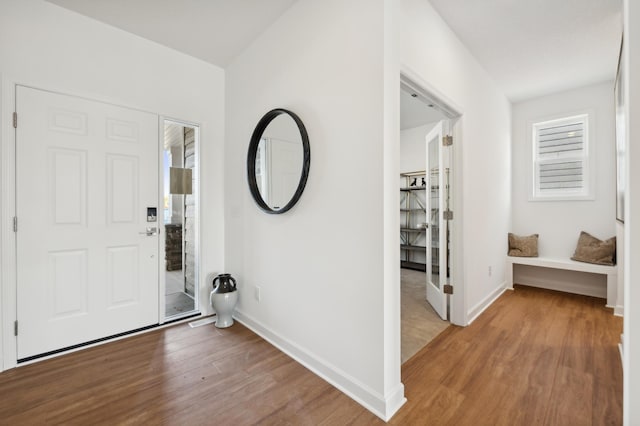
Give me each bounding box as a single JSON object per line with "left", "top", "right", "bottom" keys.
{"left": 400, "top": 171, "right": 427, "bottom": 271}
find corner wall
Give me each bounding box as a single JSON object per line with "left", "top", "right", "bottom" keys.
{"left": 225, "top": 0, "right": 402, "bottom": 419}
{"left": 0, "top": 0, "right": 225, "bottom": 370}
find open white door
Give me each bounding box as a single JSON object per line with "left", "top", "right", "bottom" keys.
{"left": 425, "top": 121, "right": 451, "bottom": 320}
{"left": 16, "top": 86, "right": 159, "bottom": 359}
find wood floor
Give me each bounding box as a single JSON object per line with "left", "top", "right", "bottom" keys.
{"left": 401, "top": 268, "right": 449, "bottom": 363}
{"left": 0, "top": 285, "right": 622, "bottom": 425}
{"left": 392, "top": 285, "right": 623, "bottom": 425}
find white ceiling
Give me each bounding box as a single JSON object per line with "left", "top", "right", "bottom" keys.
{"left": 46, "top": 0, "right": 622, "bottom": 102}
{"left": 400, "top": 89, "right": 446, "bottom": 130}
{"left": 429, "top": 0, "right": 623, "bottom": 102}
{"left": 46, "top": 0, "right": 298, "bottom": 68}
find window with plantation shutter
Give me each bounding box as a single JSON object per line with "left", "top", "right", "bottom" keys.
{"left": 532, "top": 114, "right": 591, "bottom": 200}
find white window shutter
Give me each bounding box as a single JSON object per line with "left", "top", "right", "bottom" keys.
{"left": 533, "top": 114, "right": 589, "bottom": 199}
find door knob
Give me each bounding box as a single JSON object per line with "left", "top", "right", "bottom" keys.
{"left": 139, "top": 227, "right": 158, "bottom": 236}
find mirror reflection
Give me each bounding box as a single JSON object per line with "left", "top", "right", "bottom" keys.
{"left": 255, "top": 114, "right": 304, "bottom": 210}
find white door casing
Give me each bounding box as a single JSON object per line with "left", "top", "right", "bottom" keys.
{"left": 16, "top": 86, "right": 159, "bottom": 359}
{"left": 425, "top": 120, "right": 450, "bottom": 320}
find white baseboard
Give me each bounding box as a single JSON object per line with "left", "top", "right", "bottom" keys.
{"left": 467, "top": 282, "right": 506, "bottom": 325}
{"left": 382, "top": 383, "right": 407, "bottom": 421}
{"left": 233, "top": 309, "right": 405, "bottom": 421}
{"left": 614, "top": 305, "right": 624, "bottom": 317}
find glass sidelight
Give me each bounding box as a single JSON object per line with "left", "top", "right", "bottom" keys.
{"left": 163, "top": 120, "right": 199, "bottom": 320}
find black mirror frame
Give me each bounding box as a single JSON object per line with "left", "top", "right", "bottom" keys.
{"left": 247, "top": 108, "right": 311, "bottom": 214}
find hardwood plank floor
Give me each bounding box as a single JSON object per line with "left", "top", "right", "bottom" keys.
{"left": 392, "top": 285, "right": 623, "bottom": 425}
{"left": 0, "top": 285, "right": 622, "bottom": 425}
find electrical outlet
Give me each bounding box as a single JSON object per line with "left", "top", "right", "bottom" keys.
{"left": 488, "top": 266, "right": 492, "bottom": 277}
{"left": 254, "top": 286, "right": 261, "bottom": 302}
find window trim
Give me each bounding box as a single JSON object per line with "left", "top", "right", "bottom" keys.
{"left": 529, "top": 112, "right": 595, "bottom": 202}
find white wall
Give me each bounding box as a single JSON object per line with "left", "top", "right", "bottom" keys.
{"left": 399, "top": 0, "right": 512, "bottom": 322}
{"left": 512, "top": 82, "right": 616, "bottom": 256}
{"left": 511, "top": 82, "right": 617, "bottom": 301}
{"left": 623, "top": 0, "right": 640, "bottom": 422}
{"left": 225, "top": 0, "right": 403, "bottom": 419}
{"left": 400, "top": 123, "right": 434, "bottom": 173}
{"left": 226, "top": 0, "right": 512, "bottom": 419}
{"left": 0, "top": 0, "right": 226, "bottom": 370}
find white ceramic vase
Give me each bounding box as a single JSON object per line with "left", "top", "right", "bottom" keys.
{"left": 210, "top": 290, "right": 238, "bottom": 328}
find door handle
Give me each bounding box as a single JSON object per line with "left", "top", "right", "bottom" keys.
{"left": 139, "top": 227, "right": 158, "bottom": 236}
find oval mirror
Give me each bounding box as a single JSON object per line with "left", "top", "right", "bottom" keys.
{"left": 247, "top": 109, "right": 310, "bottom": 214}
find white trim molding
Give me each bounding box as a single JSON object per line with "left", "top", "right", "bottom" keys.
{"left": 234, "top": 309, "right": 406, "bottom": 421}
{"left": 467, "top": 283, "right": 507, "bottom": 325}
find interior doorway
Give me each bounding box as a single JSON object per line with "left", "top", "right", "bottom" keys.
{"left": 399, "top": 76, "right": 460, "bottom": 363}
{"left": 162, "top": 120, "right": 199, "bottom": 320}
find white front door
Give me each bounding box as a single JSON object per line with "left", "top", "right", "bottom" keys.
{"left": 425, "top": 121, "right": 450, "bottom": 320}
{"left": 16, "top": 86, "right": 159, "bottom": 359}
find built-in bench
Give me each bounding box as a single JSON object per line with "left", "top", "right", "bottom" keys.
{"left": 506, "top": 256, "right": 618, "bottom": 309}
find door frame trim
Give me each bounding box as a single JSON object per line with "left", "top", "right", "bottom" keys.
{"left": 400, "top": 69, "right": 466, "bottom": 326}
{"left": 2, "top": 81, "right": 21, "bottom": 371}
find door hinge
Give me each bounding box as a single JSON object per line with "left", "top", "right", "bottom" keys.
{"left": 14, "top": 320, "right": 18, "bottom": 336}
{"left": 443, "top": 210, "right": 453, "bottom": 220}
{"left": 443, "top": 135, "right": 453, "bottom": 146}
{"left": 13, "top": 217, "right": 17, "bottom": 232}
{"left": 12, "top": 112, "right": 17, "bottom": 129}
{"left": 444, "top": 284, "right": 454, "bottom": 295}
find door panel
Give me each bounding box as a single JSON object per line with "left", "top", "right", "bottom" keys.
{"left": 16, "top": 86, "right": 159, "bottom": 359}
{"left": 107, "top": 155, "right": 139, "bottom": 223}
{"left": 49, "top": 249, "right": 88, "bottom": 319}
{"left": 49, "top": 149, "right": 87, "bottom": 225}
{"left": 425, "top": 121, "right": 449, "bottom": 320}
{"left": 106, "top": 246, "right": 140, "bottom": 308}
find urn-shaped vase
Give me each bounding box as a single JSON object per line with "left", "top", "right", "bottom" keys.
{"left": 210, "top": 273, "right": 238, "bottom": 328}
